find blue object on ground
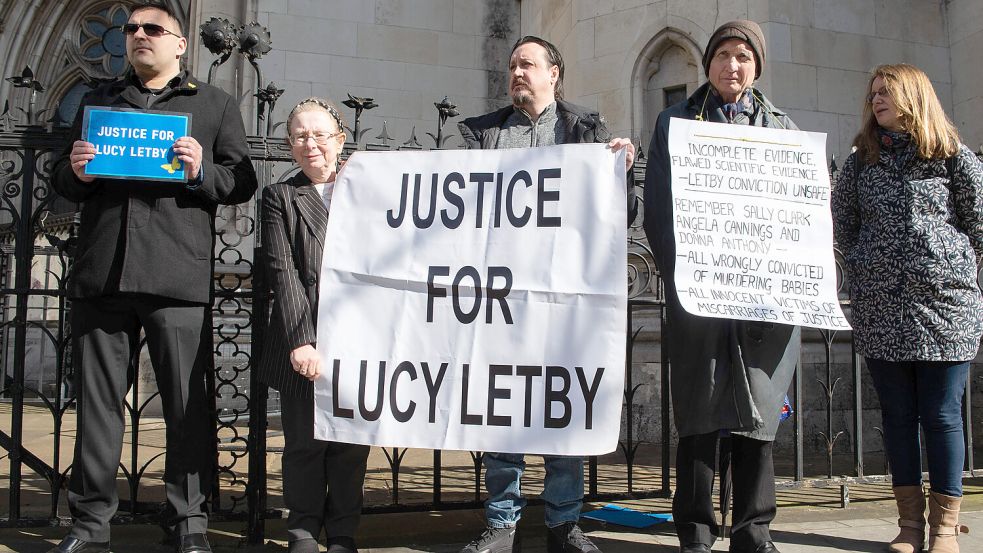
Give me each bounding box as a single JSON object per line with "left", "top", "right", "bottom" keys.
{"left": 581, "top": 504, "right": 673, "bottom": 528}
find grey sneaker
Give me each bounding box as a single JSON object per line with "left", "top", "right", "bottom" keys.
{"left": 547, "top": 523, "right": 600, "bottom": 553}
{"left": 459, "top": 526, "right": 520, "bottom": 553}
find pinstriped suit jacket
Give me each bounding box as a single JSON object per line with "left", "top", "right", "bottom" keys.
{"left": 257, "top": 172, "right": 328, "bottom": 398}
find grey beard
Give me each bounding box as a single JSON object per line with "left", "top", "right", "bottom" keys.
{"left": 511, "top": 90, "right": 532, "bottom": 108}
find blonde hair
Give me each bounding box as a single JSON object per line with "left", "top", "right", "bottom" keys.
{"left": 853, "top": 63, "right": 960, "bottom": 164}
{"left": 286, "top": 97, "right": 346, "bottom": 136}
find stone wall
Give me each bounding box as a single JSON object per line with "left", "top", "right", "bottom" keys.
{"left": 184, "top": 1, "right": 983, "bottom": 156}
{"left": 515, "top": 0, "right": 982, "bottom": 160}
{"left": 762, "top": 0, "right": 952, "bottom": 163}
{"left": 233, "top": 0, "right": 520, "bottom": 144}
{"left": 948, "top": 0, "right": 983, "bottom": 150}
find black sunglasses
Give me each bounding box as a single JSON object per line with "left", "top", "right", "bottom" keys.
{"left": 121, "top": 23, "right": 181, "bottom": 38}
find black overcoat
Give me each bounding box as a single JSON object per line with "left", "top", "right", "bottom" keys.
{"left": 51, "top": 71, "right": 257, "bottom": 304}
{"left": 642, "top": 82, "right": 801, "bottom": 441}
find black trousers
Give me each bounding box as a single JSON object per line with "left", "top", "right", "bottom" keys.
{"left": 673, "top": 432, "right": 776, "bottom": 550}
{"left": 68, "top": 296, "right": 212, "bottom": 542}
{"left": 281, "top": 394, "right": 370, "bottom": 542}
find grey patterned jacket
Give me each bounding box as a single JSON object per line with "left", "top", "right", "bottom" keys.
{"left": 832, "top": 145, "right": 983, "bottom": 361}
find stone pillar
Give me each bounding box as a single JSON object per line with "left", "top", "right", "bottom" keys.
{"left": 948, "top": 1, "right": 983, "bottom": 150}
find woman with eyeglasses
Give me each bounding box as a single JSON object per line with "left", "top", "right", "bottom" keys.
{"left": 257, "top": 97, "right": 369, "bottom": 553}
{"left": 832, "top": 64, "right": 983, "bottom": 553}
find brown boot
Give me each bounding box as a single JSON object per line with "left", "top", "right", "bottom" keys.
{"left": 890, "top": 485, "right": 926, "bottom": 553}
{"left": 927, "top": 490, "right": 969, "bottom": 553}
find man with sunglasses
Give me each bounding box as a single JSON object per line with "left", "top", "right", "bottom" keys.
{"left": 48, "top": 3, "right": 256, "bottom": 553}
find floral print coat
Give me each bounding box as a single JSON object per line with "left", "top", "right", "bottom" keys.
{"left": 832, "top": 144, "right": 983, "bottom": 361}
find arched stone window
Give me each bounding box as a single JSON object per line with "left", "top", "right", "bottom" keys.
{"left": 630, "top": 28, "right": 704, "bottom": 151}
{"left": 0, "top": 0, "right": 189, "bottom": 220}
{"left": 54, "top": 3, "right": 132, "bottom": 126}
{"left": 0, "top": 0, "right": 189, "bottom": 127}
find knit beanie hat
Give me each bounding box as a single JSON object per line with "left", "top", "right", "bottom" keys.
{"left": 702, "top": 20, "right": 766, "bottom": 79}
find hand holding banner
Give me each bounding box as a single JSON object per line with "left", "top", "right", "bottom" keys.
{"left": 667, "top": 118, "right": 850, "bottom": 330}
{"left": 313, "top": 143, "right": 628, "bottom": 455}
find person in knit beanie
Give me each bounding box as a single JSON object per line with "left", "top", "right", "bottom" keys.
{"left": 642, "top": 19, "right": 800, "bottom": 553}
{"left": 702, "top": 19, "right": 766, "bottom": 79}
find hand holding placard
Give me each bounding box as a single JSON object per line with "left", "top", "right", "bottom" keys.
{"left": 70, "top": 141, "right": 97, "bottom": 183}
{"left": 172, "top": 136, "right": 203, "bottom": 179}
{"left": 291, "top": 344, "right": 321, "bottom": 381}
{"left": 607, "top": 137, "right": 636, "bottom": 170}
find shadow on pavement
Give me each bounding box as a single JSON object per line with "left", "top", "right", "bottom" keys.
{"left": 769, "top": 529, "right": 885, "bottom": 552}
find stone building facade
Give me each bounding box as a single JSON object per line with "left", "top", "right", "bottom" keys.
{"left": 520, "top": 0, "right": 983, "bottom": 162}
{"left": 3, "top": 1, "right": 981, "bottom": 155}
{"left": 244, "top": 0, "right": 983, "bottom": 159}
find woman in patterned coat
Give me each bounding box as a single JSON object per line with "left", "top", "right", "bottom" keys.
{"left": 832, "top": 64, "right": 983, "bottom": 553}
{"left": 258, "top": 98, "right": 370, "bottom": 553}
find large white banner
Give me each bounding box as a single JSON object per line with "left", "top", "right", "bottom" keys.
{"left": 313, "top": 143, "right": 628, "bottom": 455}
{"left": 668, "top": 118, "right": 849, "bottom": 330}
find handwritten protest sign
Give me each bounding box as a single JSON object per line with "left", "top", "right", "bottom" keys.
{"left": 667, "top": 118, "right": 849, "bottom": 330}
{"left": 82, "top": 106, "right": 190, "bottom": 182}
{"left": 313, "top": 144, "right": 627, "bottom": 455}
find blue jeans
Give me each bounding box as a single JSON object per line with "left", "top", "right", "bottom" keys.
{"left": 866, "top": 358, "right": 970, "bottom": 497}
{"left": 484, "top": 452, "right": 584, "bottom": 528}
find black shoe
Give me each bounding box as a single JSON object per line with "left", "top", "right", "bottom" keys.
{"left": 730, "top": 542, "right": 780, "bottom": 553}
{"left": 547, "top": 523, "right": 600, "bottom": 553}
{"left": 46, "top": 536, "right": 110, "bottom": 553}
{"left": 680, "top": 544, "right": 711, "bottom": 553}
{"left": 459, "top": 526, "right": 520, "bottom": 553}
{"left": 325, "top": 536, "right": 356, "bottom": 553}
{"left": 289, "top": 538, "right": 320, "bottom": 553}
{"left": 176, "top": 533, "right": 212, "bottom": 553}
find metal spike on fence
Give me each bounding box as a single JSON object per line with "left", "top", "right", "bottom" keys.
{"left": 375, "top": 121, "right": 394, "bottom": 147}
{"left": 0, "top": 100, "right": 16, "bottom": 131}
{"left": 6, "top": 66, "right": 45, "bottom": 125}
{"left": 403, "top": 126, "right": 422, "bottom": 149}
{"left": 7, "top": 66, "right": 44, "bottom": 92}
{"left": 343, "top": 94, "right": 379, "bottom": 145}
{"left": 430, "top": 95, "right": 459, "bottom": 148}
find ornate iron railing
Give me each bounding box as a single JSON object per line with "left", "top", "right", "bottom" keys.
{"left": 0, "top": 16, "right": 981, "bottom": 544}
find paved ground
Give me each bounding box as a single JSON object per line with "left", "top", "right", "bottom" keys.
{"left": 4, "top": 404, "right": 982, "bottom": 551}
{"left": 2, "top": 492, "right": 981, "bottom": 552}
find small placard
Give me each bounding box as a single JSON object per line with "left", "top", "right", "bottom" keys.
{"left": 82, "top": 106, "right": 191, "bottom": 182}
